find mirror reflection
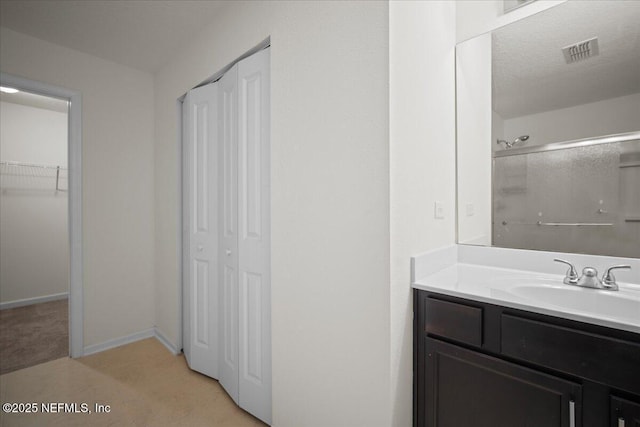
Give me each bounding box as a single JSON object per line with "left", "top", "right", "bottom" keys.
{"left": 456, "top": 1, "right": 640, "bottom": 258}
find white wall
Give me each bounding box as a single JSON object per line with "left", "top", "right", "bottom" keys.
{"left": 501, "top": 92, "right": 640, "bottom": 147}
{"left": 0, "top": 102, "right": 67, "bottom": 166}
{"left": 389, "top": 2, "right": 456, "bottom": 426}
{"left": 0, "top": 27, "right": 155, "bottom": 349}
{"left": 0, "top": 101, "right": 68, "bottom": 304}
{"left": 154, "top": 2, "right": 390, "bottom": 426}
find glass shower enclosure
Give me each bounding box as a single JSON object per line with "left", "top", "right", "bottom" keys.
{"left": 493, "top": 133, "right": 640, "bottom": 258}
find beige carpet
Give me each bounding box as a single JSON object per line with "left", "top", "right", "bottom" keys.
{"left": 0, "top": 299, "right": 68, "bottom": 375}
{"left": 0, "top": 338, "right": 267, "bottom": 426}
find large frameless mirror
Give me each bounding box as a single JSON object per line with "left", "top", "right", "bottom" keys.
{"left": 456, "top": 0, "right": 640, "bottom": 258}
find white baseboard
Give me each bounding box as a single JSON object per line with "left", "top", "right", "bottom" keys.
{"left": 83, "top": 328, "right": 155, "bottom": 356}
{"left": 154, "top": 327, "right": 181, "bottom": 355}
{"left": 81, "top": 327, "right": 181, "bottom": 357}
{"left": 0, "top": 292, "right": 69, "bottom": 310}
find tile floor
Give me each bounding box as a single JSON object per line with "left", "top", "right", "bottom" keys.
{"left": 0, "top": 338, "right": 267, "bottom": 426}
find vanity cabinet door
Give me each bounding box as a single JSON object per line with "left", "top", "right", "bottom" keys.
{"left": 424, "top": 338, "right": 582, "bottom": 427}
{"left": 612, "top": 397, "right": 640, "bottom": 427}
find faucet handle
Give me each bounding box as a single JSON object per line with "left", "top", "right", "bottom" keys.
{"left": 554, "top": 258, "right": 578, "bottom": 284}
{"left": 602, "top": 265, "right": 631, "bottom": 290}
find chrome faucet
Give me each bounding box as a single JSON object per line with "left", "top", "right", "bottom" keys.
{"left": 553, "top": 259, "right": 631, "bottom": 291}
{"left": 601, "top": 265, "right": 632, "bottom": 291}
{"left": 554, "top": 259, "right": 578, "bottom": 285}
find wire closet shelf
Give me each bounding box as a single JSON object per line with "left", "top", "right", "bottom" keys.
{"left": 0, "top": 161, "right": 68, "bottom": 192}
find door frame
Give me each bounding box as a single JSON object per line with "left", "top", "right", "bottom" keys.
{"left": 0, "top": 72, "right": 84, "bottom": 358}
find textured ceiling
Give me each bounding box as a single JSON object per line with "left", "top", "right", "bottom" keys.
{"left": 492, "top": 0, "right": 640, "bottom": 119}
{"left": 0, "top": 0, "right": 227, "bottom": 73}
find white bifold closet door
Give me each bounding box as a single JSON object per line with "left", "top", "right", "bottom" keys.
{"left": 182, "top": 83, "right": 220, "bottom": 380}
{"left": 183, "top": 47, "right": 271, "bottom": 425}
{"left": 225, "top": 50, "right": 271, "bottom": 422}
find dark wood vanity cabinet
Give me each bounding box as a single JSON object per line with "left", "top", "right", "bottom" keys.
{"left": 424, "top": 337, "right": 581, "bottom": 427}
{"left": 414, "top": 289, "right": 640, "bottom": 427}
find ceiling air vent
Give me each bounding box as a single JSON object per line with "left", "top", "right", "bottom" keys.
{"left": 562, "top": 37, "right": 599, "bottom": 63}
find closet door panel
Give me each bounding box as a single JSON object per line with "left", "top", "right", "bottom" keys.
{"left": 182, "top": 92, "right": 191, "bottom": 366}
{"left": 238, "top": 47, "right": 271, "bottom": 425}
{"left": 218, "top": 64, "right": 240, "bottom": 405}
{"left": 183, "top": 83, "right": 219, "bottom": 379}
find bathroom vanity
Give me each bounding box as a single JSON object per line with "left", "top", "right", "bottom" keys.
{"left": 413, "top": 289, "right": 640, "bottom": 427}
{"left": 428, "top": 0, "right": 640, "bottom": 424}
{"left": 411, "top": 246, "right": 640, "bottom": 427}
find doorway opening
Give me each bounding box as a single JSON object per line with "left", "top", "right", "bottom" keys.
{"left": 0, "top": 73, "right": 83, "bottom": 370}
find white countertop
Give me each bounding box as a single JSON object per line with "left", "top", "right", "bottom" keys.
{"left": 413, "top": 263, "right": 640, "bottom": 334}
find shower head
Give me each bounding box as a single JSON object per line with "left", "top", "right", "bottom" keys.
{"left": 497, "top": 135, "right": 530, "bottom": 149}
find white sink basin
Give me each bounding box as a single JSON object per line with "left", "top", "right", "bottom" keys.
{"left": 508, "top": 284, "right": 640, "bottom": 323}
